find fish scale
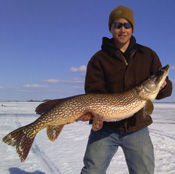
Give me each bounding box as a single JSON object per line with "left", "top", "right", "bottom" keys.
{"left": 2, "top": 65, "right": 169, "bottom": 162}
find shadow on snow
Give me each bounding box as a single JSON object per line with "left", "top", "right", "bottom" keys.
{"left": 9, "top": 167, "right": 46, "bottom": 174}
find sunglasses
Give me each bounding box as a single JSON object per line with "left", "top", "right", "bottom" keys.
{"left": 112, "top": 22, "right": 132, "bottom": 29}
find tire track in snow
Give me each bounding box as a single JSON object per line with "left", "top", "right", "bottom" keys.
{"left": 31, "top": 142, "right": 62, "bottom": 174}
{"left": 150, "top": 128, "right": 175, "bottom": 156}
{"left": 14, "top": 115, "right": 62, "bottom": 174}
{"left": 150, "top": 128, "right": 175, "bottom": 173}
{"left": 150, "top": 128, "right": 175, "bottom": 140}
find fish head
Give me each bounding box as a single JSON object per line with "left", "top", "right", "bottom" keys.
{"left": 136, "top": 65, "right": 169, "bottom": 101}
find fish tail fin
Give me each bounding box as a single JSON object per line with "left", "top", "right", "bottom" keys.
{"left": 2, "top": 126, "right": 35, "bottom": 162}
{"left": 47, "top": 125, "right": 64, "bottom": 141}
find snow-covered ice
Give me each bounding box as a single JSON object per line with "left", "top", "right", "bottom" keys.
{"left": 0, "top": 102, "right": 175, "bottom": 174}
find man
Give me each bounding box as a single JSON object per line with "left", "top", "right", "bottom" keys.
{"left": 81, "top": 6, "right": 172, "bottom": 174}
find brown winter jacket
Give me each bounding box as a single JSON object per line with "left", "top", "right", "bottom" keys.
{"left": 85, "top": 36, "right": 172, "bottom": 132}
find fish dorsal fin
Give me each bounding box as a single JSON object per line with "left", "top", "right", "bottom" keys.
{"left": 92, "top": 115, "right": 103, "bottom": 131}
{"left": 47, "top": 125, "right": 64, "bottom": 141}
{"left": 35, "top": 99, "right": 62, "bottom": 115}
{"left": 145, "top": 100, "right": 154, "bottom": 115}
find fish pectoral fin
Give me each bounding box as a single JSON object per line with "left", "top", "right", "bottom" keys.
{"left": 145, "top": 100, "right": 154, "bottom": 115}
{"left": 92, "top": 115, "right": 103, "bottom": 131}
{"left": 47, "top": 125, "right": 64, "bottom": 141}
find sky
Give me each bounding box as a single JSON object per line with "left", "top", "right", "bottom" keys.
{"left": 0, "top": 0, "right": 175, "bottom": 102}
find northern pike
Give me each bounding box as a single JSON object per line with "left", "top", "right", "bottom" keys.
{"left": 2, "top": 65, "right": 169, "bottom": 162}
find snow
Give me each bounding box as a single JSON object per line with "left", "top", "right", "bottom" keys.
{"left": 0, "top": 102, "right": 175, "bottom": 174}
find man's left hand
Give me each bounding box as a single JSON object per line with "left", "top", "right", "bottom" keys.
{"left": 160, "top": 80, "right": 167, "bottom": 90}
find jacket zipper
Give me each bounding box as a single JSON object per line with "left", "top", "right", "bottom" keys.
{"left": 119, "top": 49, "right": 137, "bottom": 66}
{"left": 118, "top": 51, "right": 128, "bottom": 66}
{"left": 120, "top": 49, "right": 137, "bottom": 131}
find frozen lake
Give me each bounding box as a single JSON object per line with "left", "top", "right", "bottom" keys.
{"left": 0, "top": 102, "right": 175, "bottom": 174}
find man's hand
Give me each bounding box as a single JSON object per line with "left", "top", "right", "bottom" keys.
{"left": 76, "top": 112, "right": 94, "bottom": 121}
{"left": 160, "top": 80, "right": 167, "bottom": 90}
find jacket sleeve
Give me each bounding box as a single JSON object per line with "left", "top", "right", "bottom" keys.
{"left": 156, "top": 76, "right": 172, "bottom": 100}
{"left": 85, "top": 56, "right": 107, "bottom": 94}
{"left": 150, "top": 50, "right": 173, "bottom": 100}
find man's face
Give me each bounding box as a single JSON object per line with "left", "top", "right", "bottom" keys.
{"left": 110, "top": 18, "right": 132, "bottom": 46}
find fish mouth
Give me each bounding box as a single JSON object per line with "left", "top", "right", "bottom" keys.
{"left": 159, "top": 64, "right": 169, "bottom": 74}
{"left": 155, "top": 64, "right": 169, "bottom": 84}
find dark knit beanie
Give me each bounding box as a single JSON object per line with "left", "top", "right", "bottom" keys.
{"left": 108, "top": 6, "right": 135, "bottom": 32}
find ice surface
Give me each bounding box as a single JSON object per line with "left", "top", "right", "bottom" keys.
{"left": 0, "top": 102, "right": 175, "bottom": 174}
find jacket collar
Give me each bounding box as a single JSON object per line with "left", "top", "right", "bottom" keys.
{"left": 101, "top": 36, "right": 137, "bottom": 57}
